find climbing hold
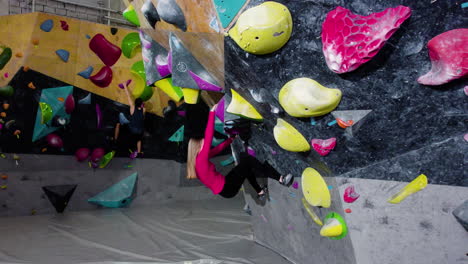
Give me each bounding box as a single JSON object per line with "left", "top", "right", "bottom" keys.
{"left": 118, "top": 79, "right": 132, "bottom": 89}
{"left": 320, "top": 212, "right": 348, "bottom": 239}
{"left": 32, "top": 38, "right": 39, "bottom": 46}
{"left": 119, "top": 112, "right": 130, "bottom": 125}
{"left": 301, "top": 198, "right": 323, "bottom": 226}
{"left": 417, "top": 29, "right": 468, "bottom": 85}
{"left": 169, "top": 125, "right": 184, "bottom": 142}
{"left": 41, "top": 148, "right": 47, "bottom": 152}
{"left": 311, "top": 137, "right": 337, "bottom": 156}
{"left": 65, "top": 94, "right": 75, "bottom": 114}
{"left": 1, "top": 174, "right": 7, "bottom": 180}
{"left": 40, "top": 19, "right": 54, "bottom": 32}
{"left": 121, "top": 32, "right": 141, "bottom": 59}
{"left": 0, "top": 112, "right": 5, "bottom": 118}
{"left": 0, "top": 85, "right": 14, "bottom": 97}
{"left": 13, "top": 130, "right": 21, "bottom": 137}
{"left": 15, "top": 52, "right": 23, "bottom": 58}
{"left": 142, "top": 0, "right": 160, "bottom": 28}
{"left": 156, "top": 54, "right": 171, "bottom": 77}
{"left": 75, "top": 148, "right": 90, "bottom": 162}
{"left": 110, "top": 27, "right": 118, "bottom": 35}
{"left": 55, "top": 49, "right": 70, "bottom": 62}
{"left": 23, "top": 66, "right": 29, "bottom": 72}
{"left": 131, "top": 61, "right": 154, "bottom": 101}
{"left": 273, "top": 118, "right": 310, "bottom": 152}
{"left": 42, "top": 184, "right": 77, "bottom": 213}
{"left": 247, "top": 146, "right": 256, "bottom": 157}
{"left": 123, "top": 4, "right": 140, "bottom": 26}
{"left": 188, "top": 70, "right": 223, "bottom": 92}
{"left": 220, "top": 156, "right": 235, "bottom": 166}
{"left": 57, "top": 97, "right": 64, "bottom": 102}
{"left": 89, "top": 34, "right": 122, "bottom": 67}
{"left": 155, "top": 78, "right": 183, "bottom": 102}
{"left": 90, "top": 148, "right": 105, "bottom": 163}
{"left": 337, "top": 118, "right": 354, "bottom": 128}
{"left": 39, "top": 102, "right": 53, "bottom": 124}
{"left": 0, "top": 46, "right": 12, "bottom": 70}
{"left": 78, "top": 93, "right": 91, "bottom": 104}
{"left": 88, "top": 172, "right": 138, "bottom": 208}
{"left": 292, "top": 182, "right": 299, "bottom": 189}
{"left": 322, "top": 6, "right": 411, "bottom": 73}
{"left": 302, "top": 167, "right": 331, "bottom": 208}
{"left": 60, "top": 20, "right": 69, "bottom": 31}
{"left": 1, "top": 185, "right": 7, "bottom": 190}
{"left": 464, "top": 133, "right": 468, "bottom": 142}
{"left": 85, "top": 34, "right": 91, "bottom": 39}
{"left": 228, "top": 2, "right": 292, "bottom": 55}
{"left": 388, "top": 174, "right": 428, "bottom": 204}
{"left": 156, "top": 0, "right": 187, "bottom": 31}
{"left": 182, "top": 88, "right": 200, "bottom": 104}
{"left": 3, "top": 72, "right": 8, "bottom": 79}
{"left": 279, "top": 78, "right": 342, "bottom": 117}
{"left": 344, "top": 208, "right": 352, "bottom": 213}
{"left": 177, "top": 110, "right": 186, "bottom": 117}
{"left": 343, "top": 185, "right": 360, "bottom": 203}
{"left": 226, "top": 89, "right": 263, "bottom": 121}
{"left": 99, "top": 151, "right": 115, "bottom": 168}
{"left": 215, "top": 97, "right": 225, "bottom": 122}
{"left": 77, "top": 66, "right": 94, "bottom": 79}
{"left": 464, "top": 86, "right": 468, "bottom": 97}
{"left": 90, "top": 66, "right": 113, "bottom": 88}
{"left": 213, "top": 0, "right": 247, "bottom": 28}
{"left": 46, "top": 133, "right": 63, "bottom": 148}
{"left": 331, "top": 110, "right": 372, "bottom": 137}
{"left": 96, "top": 104, "right": 102, "bottom": 129}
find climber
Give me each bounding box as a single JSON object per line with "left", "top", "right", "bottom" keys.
{"left": 186, "top": 104, "right": 293, "bottom": 200}
{"left": 114, "top": 83, "right": 145, "bottom": 158}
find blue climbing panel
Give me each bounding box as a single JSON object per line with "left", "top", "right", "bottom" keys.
{"left": 32, "top": 86, "right": 73, "bottom": 142}
{"left": 88, "top": 172, "right": 138, "bottom": 208}
{"left": 213, "top": 0, "right": 247, "bottom": 28}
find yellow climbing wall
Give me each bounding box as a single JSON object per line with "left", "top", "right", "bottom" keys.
{"left": 0, "top": 12, "right": 172, "bottom": 116}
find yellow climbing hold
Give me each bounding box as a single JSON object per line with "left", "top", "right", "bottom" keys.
{"left": 320, "top": 218, "right": 342, "bottom": 237}
{"left": 182, "top": 88, "right": 200, "bottom": 104}
{"left": 279, "top": 78, "right": 342, "bottom": 117}
{"left": 155, "top": 78, "right": 183, "bottom": 102}
{"left": 301, "top": 198, "right": 323, "bottom": 226}
{"left": 228, "top": 1, "right": 292, "bottom": 55}
{"left": 301, "top": 167, "right": 331, "bottom": 208}
{"left": 226, "top": 89, "right": 263, "bottom": 121}
{"left": 388, "top": 174, "right": 428, "bottom": 204}
{"left": 273, "top": 118, "right": 309, "bottom": 152}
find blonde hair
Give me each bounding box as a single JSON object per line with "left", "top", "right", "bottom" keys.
{"left": 187, "top": 138, "right": 204, "bottom": 179}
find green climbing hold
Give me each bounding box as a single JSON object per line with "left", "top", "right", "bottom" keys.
{"left": 169, "top": 125, "right": 184, "bottom": 142}
{"left": 39, "top": 102, "right": 53, "bottom": 124}
{"left": 0, "top": 85, "right": 14, "bottom": 97}
{"left": 99, "top": 151, "right": 115, "bottom": 168}
{"left": 123, "top": 4, "right": 140, "bottom": 26}
{"left": 121, "top": 32, "right": 141, "bottom": 58}
{"left": 131, "top": 61, "right": 154, "bottom": 101}
{"left": 0, "top": 47, "right": 12, "bottom": 70}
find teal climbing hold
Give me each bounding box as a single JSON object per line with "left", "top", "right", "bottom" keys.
{"left": 213, "top": 0, "right": 247, "bottom": 28}
{"left": 214, "top": 117, "right": 226, "bottom": 135}
{"left": 77, "top": 66, "right": 94, "bottom": 79}
{"left": 212, "top": 137, "right": 225, "bottom": 147}
{"left": 56, "top": 49, "right": 70, "bottom": 62}
{"left": 40, "top": 19, "right": 53, "bottom": 32}
{"left": 78, "top": 93, "right": 91, "bottom": 104}
{"left": 169, "top": 125, "right": 184, "bottom": 142}
{"left": 88, "top": 172, "right": 138, "bottom": 208}
{"left": 220, "top": 156, "right": 235, "bottom": 166}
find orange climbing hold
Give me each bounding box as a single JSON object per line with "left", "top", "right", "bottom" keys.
{"left": 32, "top": 38, "right": 39, "bottom": 45}
{"left": 0, "top": 112, "right": 6, "bottom": 118}
{"left": 337, "top": 118, "right": 354, "bottom": 128}
{"left": 15, "top": 52, "right": 23, "bottom": 58}
{"left": 57, "top": 97, "right": 64, "bottom": 102}
{"left": 28, "top": 82, "right": 36, "bottom": 89}
{"left": 2, "top": 103, "right": 9, "bottom": 110}
{"left": 41, "top": 148, "right": 47, "bottom": 152}
{"left": 1, "top": 174, "right": 7, "bottom": 180}
{"left": 23, "top": 66, "right": 30, "bottom": 72}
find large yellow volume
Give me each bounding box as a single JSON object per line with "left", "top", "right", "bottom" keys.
{"left": 279, "top": 78, "right": 342, "bottom": 117}
{"left": 226, "top": 89, "right": 263, "bottom": 121}
{"left": 273, "top": 118, "right": 310, "bottom": 152}
{"left": 228, "top": 1, "right": 293, "bottom": 55}
{"left": 155, "top": 78, "right": 183, "bottom": 103}
{"left": 182, "top": 88, "right": 200, "bottom": 104}
{"left": 301, "top": 167, "right": 331, "bottom": 208}
{"left": 388, "top": 174, "right": 428, "bottom": 204}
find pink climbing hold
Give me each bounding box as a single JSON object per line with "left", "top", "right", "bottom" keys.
{"left": 46, "top": 133, "right": 63, "bottom": 148}
{"left": 322, "top": 6, "right": 411, "bottom": 74}
{"left": 65, "top": 94, "right": 75, "bottom": 114}
{"left": 247, "top": 146, "right": 256, "bottom": 157}
{"left": 417, "top": 29, "right": 468, "bottom": 86}
{"left": 464, "top": 133, "right": 468, "bottom": 142}
{"left": 215, "top": 97, "right": 225, "bottom": 123}
{"left": 343, "top": 185, "right": 360, "bottom": 203}
{"left": 311, "top": 137, "right": 337, "bottom": 156}
{"left": 90, "top": 148, "right": 105, "bottom": 163}
{"left": 156, "top": 55, "right": 171, "bottom": 77}
{"left": 90, "top": 66, "right": 113, "bottom": 88}
{"left": 292, "top": 182, "right": 299, "bottom": 189}
{"left": 3, "top": 73, "right": 8, "bottom": 78}
{"left": 75, "top": 147, "right": 90, "bottom": 162}
{"left": 188, "top": 70, "right": 222, "bottom": 92}
{"left": 464, "top": 86, "right": 468, "bottom": 97}
{"left": 89, "top": 34, "right": 122, "bottom": 67}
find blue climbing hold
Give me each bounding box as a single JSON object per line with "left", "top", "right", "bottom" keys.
{"left": 88, "top": 172, "right": 138, "bottom": 208}
{"left": 77, "top": 66, "right": 94, "bottom": 79}
{"left": 40, "top": 19, "right": 54, "bottom": 32}
{"left": 119, "top": 112, "right": 130, "bottom": 125}
{"left": 85, "top": 34, "right": 91, "bottom": 39}
{"left": 213, "top": 0, "right": 247, "bottom": 28}
{"left": 56, "top": 49, "right": 70, "bottom": 62}
{"left": 78, "top": 93, "right": 91, "bottom": 105}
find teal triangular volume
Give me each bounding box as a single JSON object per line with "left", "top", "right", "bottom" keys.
{"left": 32, "top": 86, "right": 74, "bottom": 142}
{"left": 213, "top": 0, "right": 247, "bottom": 28}
{"left": 88, "top": 172, "right": 138, "bottom": 208}
{"left": 214, "top": 117, "right": 226, "bottom": 135}
{"left": 169, "top": 125, "right": 184, "bottom": 142}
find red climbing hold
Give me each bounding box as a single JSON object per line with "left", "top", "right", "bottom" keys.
{"left": 90, "top": 66, "right": 113, "bottom": 88}
{"left": 311, "top": 137, "right": 336, "bottom": 156}
{"left": 345, "top": 208, "right": 352, "bottom": 213}
{"left": 322, "top": 6, "right": 411, "bottom": 73}
{"left": 60, "top": 20, "right": 69, "bottom": 31}
{"left": 344, "top": 185, "right": 360, "bottom": 203}
{"left": 89, "top": 34, "right": 122, "bottom": 67}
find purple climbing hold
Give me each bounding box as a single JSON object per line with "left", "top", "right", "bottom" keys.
{"left": 215, "top": 97, "right": 225, "bottom": 123}
{"left": 188, "top": 70, "right": 222, "bottom": 92}
{"left": 247, "top": 146, "right": 256, "bottom": 157}
{"left": 96, "top": 104, "right": 102, "bottom": 129}
{"left": 77, "top": 66, "right": 94, "bottom": 79}
{"left": 156, "top": 55, "right": 171, "bottom": 77}
{"left": 56, "top": 49, "right": 70, "bottom": 62}
{"left": 40, "top": 19, "right": 53, "bottom": 32}
{"left": 292, "top": 182, "right": 299, "bottom": 189}
{"left": 118, "top": 79, "right": 132, "bottom": 89}
{"left": 177, "top": 111, "right": 186, "bottom": 117}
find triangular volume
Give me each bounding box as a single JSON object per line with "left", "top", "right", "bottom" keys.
{"left": 169, "top": 125, "right": 184, "bottom": 142}
{"left": 42, "top": 184, "right": 77, "bottom": 213}
{"left": 88, "top": 173, "right": 138, "bottom": 208}
{"left": 169, "top": 33, "right": 222, "bottom": 91}
{"left": 33, "top": 86, "right": 74, "bottom": 142}
{"left": 213, "top": 0, "right": 247, "bottom": 28}
{"left": 139, "top": 30, "right": 169, "bottom": 85}
{"left": 331, "top": 110, "right": 372, "bottom": 137}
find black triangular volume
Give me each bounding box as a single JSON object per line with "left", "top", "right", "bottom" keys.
{"left": 142, "top": 0, "right": 160, "bottom": 29}
{"left": 42, "top": 184, "right": 77, "bottom": 213}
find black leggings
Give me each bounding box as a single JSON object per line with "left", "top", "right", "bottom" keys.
{"left": 219, "top": 153, "right": 281, "bottom": 198}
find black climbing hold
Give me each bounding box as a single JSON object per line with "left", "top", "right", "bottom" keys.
{"left": 142, "top": 0, "right": 160, "bottom": 29}
{"left": 157, "top": 0, "right": 187, "bottom": 31}
{"left": 42, "top": 184, "right": 77, "bottom": 213}
{"left": 110, "top": 27, "right": 118, "bottom": 35}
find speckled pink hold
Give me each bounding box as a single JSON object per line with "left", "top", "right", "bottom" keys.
{"left": 344, "top": 185, "right": 360, "bottom": 203}
{"left": 311, "top": 137, "right": 337, "bottom": 156}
